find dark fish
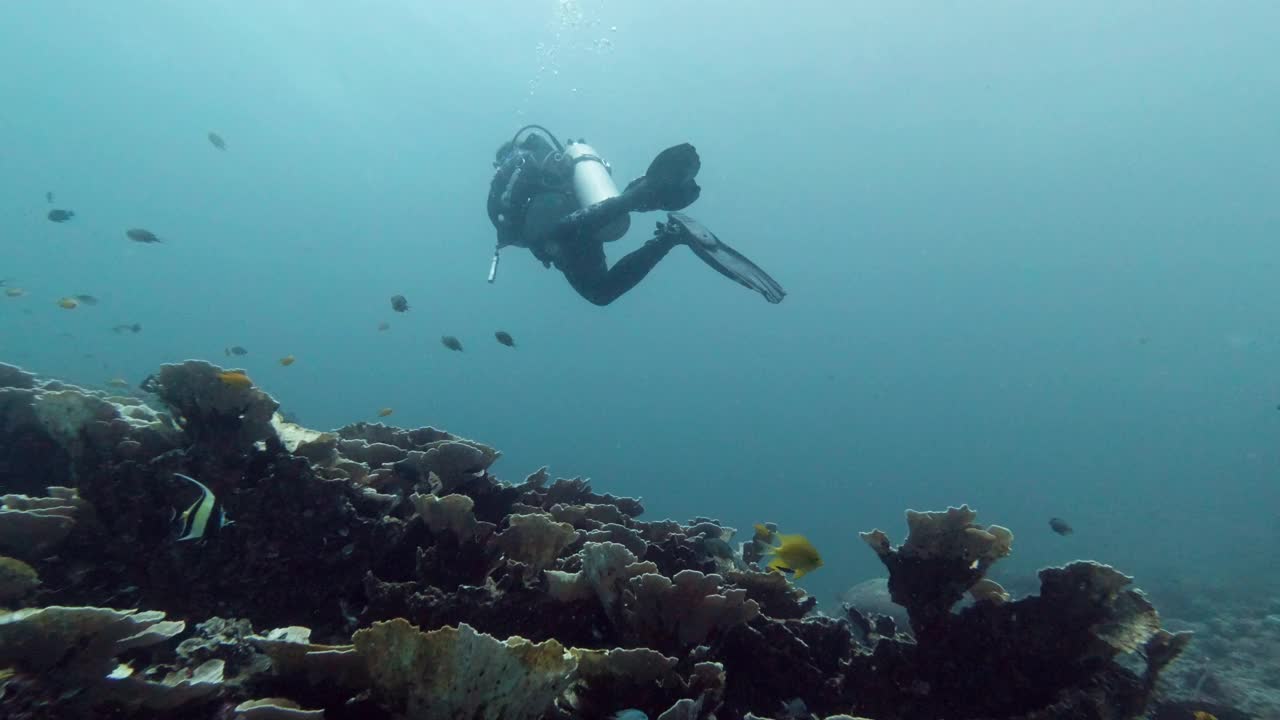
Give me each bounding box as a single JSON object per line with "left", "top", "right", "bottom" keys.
{"left": 225, "top": 346, "right": 248, "bottom": 356}
{"left": 1049, "top": 517, "right": 1073, "bottom": 536}
{"left": 45, "top": 191, "right": 54, "bottom": 203}
{"left": 390, "top": 295, "right": 409, "bottom": 312}
{"left": 207, "top": 132, "right": 227, "bottom": 150}
{"left": 74, "top": 294, "right": 99, "bottom": 306}
{"left": 441, "top": 336, "right": 463, "bottom": 352}
{"left": 126, "top": 228, "right": 162, "bottom": 243}
{"left": 494, "top": 331, "right": 516, "bottom": 347}
{"left": 377, "top": 321, "right": 390, "bottom": 331}
{"left": 47, "top": 209, "right": 75, "bottom": 223}
{"left": 112, "top": 323, "right": 142, "bottom": 334}
{"left": 172, "top": 473, "right": 232, "bottom": 541}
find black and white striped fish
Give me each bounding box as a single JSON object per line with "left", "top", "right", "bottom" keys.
{"left": 173, "top": 473, "right": 233, "bottom": 541}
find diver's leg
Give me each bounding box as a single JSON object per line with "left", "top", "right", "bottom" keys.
{"left": 559, "top": 237, "right": 677, "bottom": 306}
{"left": 553, "top": 143, "right": 703, "bottom": 243}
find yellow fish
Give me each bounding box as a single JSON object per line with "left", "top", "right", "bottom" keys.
{"left": 377, "top": 407, "right": 394, "bottom": 417}
{"left": 217, "top": 371, "right": 252, "bottom": 388}
{"left": 765, "top": 532, "right": 823, "bottom": 579}
{"left": 56, "top": 297, "right": 78, "bottom": 309}
{"left": 279, "top": 355, "right": 295, "bottom": 366}
{"left": 1193, "top": 712, "right": 1218, "bottom": 720}
{"left": 4, "top": 287, "right": 24, "bottom": 297}
{"left": 107, "top": 378, "right": 131, "bottom": 388}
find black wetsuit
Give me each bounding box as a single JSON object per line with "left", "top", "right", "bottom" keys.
{"left": 487, "top": 138, "right": 682, "bottom": 306}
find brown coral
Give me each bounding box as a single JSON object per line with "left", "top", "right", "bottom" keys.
{"left": 351, "top": 619, "right": 576, "bottom": 720}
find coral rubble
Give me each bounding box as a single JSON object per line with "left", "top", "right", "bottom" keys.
{"left": 0, "top": 360, "right": 1195, "bottom": 719}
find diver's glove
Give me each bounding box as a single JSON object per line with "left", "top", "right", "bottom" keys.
{"left": 623, "top": 143, "right": 702, "bottom": 212}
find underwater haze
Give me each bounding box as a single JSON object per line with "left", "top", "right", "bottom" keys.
{"left": 2, "top": 1, "right": 1278, "bottom": 609}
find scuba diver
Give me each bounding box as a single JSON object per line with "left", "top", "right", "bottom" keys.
{"left": 486, "top": 125, "right": 785, "bottom": 305}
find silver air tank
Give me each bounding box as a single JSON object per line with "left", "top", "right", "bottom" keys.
{"left": 565, "top": 141, "right": 631, "bottom": 243}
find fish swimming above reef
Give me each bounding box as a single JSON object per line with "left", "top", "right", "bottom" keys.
{"left": 45, "top": 191, "right": 54, "bottom": 203}
{"left": 278, "top": 355, "right": 295, "bottom": 366}
{"left": 494, "top": 331, "right": 516, "bottom": 347}
{"left": 390, "top": 295, "right": 409, "bottom": 313}
{"left": 225, "top": 346, "right": 248, "bottom": 356}
{"left": 5, "top": 288, "right": 25, "bottom": 298}
{"left": 126, "top": 228, "right": 162, "bottom": 244}
{"left": 217, "top": 370, "right": 253, "bottom": 388}
{"left": 441, "top": 336, "right": 463, "bottom": 352}
{"left": 112, "top": 323, "right": 142, "bottom": 334}
{"left": 106, "top": 378, "right": 131, "bottom": 388}
{"left": 74, "top": 294, "right": 99, "bottom": 306}
{"left": 377, "top": 321, "right": 391, "bottom": 331}
{"left": 764, "top": 532, "right": 823, "bottom": 579}
{"left": 47, "top": 209, "right": 75, "bottom": 223}
{"left": 172, "top": 472, "right": 232, "bottom": 541}
{"left": 56, "top": 297, "right": 78, "bottom": 310}
{"left": 207, "top": 131, "right": 227, "bottom": 150}
{"left": 377, "top": 407, "right": 394, "bottom": 417}
{"left": 1049, "top": 517, "right": 1073, "bottom": 536}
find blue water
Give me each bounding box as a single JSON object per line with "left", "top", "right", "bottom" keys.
{"left": 3, "top": 2, "right": 1278, "bottom": 608}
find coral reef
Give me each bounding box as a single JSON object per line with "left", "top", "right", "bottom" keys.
{"left": 0, "top": 360, "right": 1197, "bottom": 719}
{"left": 1148, "top": 589, "right": 1280, "bottom": 719}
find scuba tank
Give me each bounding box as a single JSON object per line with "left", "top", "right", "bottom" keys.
{"left": 487, "top": 127, "right": 630, "bottom": 282}
{"left": 563, "top": 140, "right": 630, "bottom": 243}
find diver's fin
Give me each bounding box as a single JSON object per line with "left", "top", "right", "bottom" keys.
{"left": 624, "top": 143, "right": 702, "bottom": 212}
{"left": 666, "top": 212, "right": 786, "bottom": 304}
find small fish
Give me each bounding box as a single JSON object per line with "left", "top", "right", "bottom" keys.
{"left": 764, "top": 532, "right": 823, "bottom": 580}
{"left": 172, "top": 473, "right": 232, "bottom": 541}
{"left": 126, "top": 228, "right": 162, "bottom": 243}
{"left": 753, "top": 523, "right": 775, "bottom": 543}
{"left": 225, "top": 346, "right": 248, "bottom": 356}
{"left": 278, "top": 355, "right": 295, "bottom": 366}
{"left": 47, "top": 209, "right": 75, "bottom": 223}
{"left": 207, "top": 131, "right": 227, "bottom": 150}
{"left": 56, "top": 297, "right": 79, "bottom": 310}
{"left": 5, "top": 287, "right": 25, "bottom": 298}
{"left": 1193, "top": 712, "right": 1218, "bottom": 720}
{"left": 1049, "top": 517, "right": 1073, "bottom": 536}
{"left": 217, "top": 371, "right": 253, "bottom": 388}
{"left": 377, "top": 321, "right": 391, "bottom": 331}
{"left": 107, "top": 378, "right": 131, "bottom": 388}
{"left": 45, "top": 191, "right": 54, "bottom": 203}
{"left": 74, "top": 294, "right": 99, "bottom": 306}
{"left": 377, "top": 407, "right": 394, "bottom": 417}
{"left": 112, "top": 323, "right": 142, "bottom": 334}
{"left": 441, "top": 335, "right": 463, "bottom": 352}
{"left": 494, "top": 331, "right": 516, "bottom": 347}
{"left": 390, "top": 294, "right": 409, "bottom": 313}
